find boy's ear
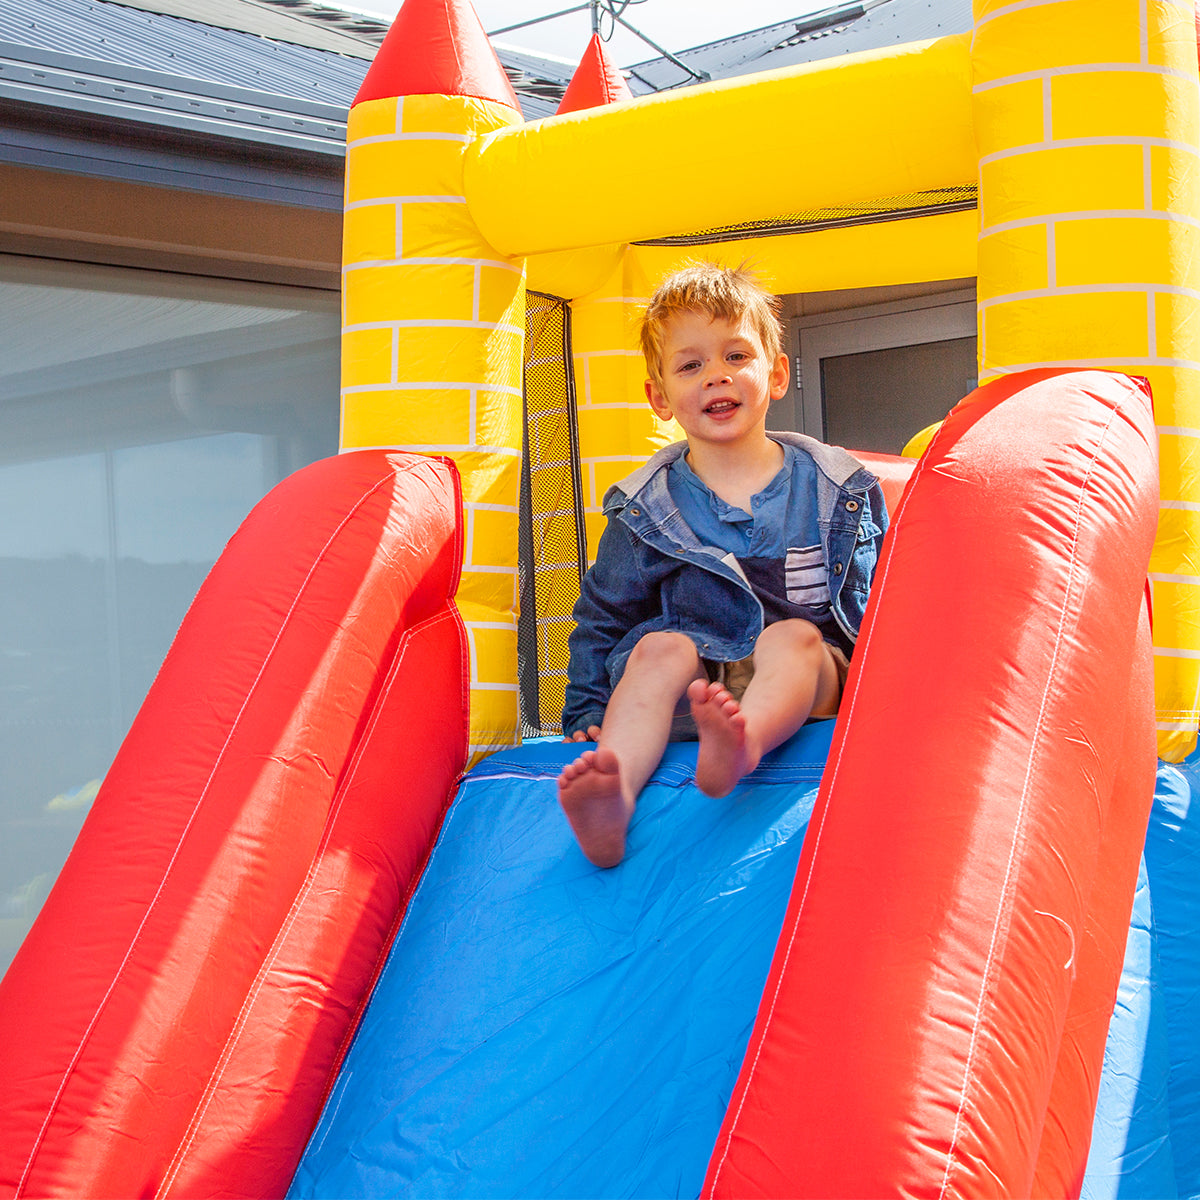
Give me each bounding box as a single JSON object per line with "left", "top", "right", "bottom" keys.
{"left": 645, "top": 378, "right": 673, "bottom": 421}
{"left": 769, "top": 352, "right": 789, "bottom": 401}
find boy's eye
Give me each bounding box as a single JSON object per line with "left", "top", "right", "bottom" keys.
{"left": 678, "top": 360, "right": 700, "bottom": 373}
{"left": 728, "top": 351, "right": 749, "bottom": 362}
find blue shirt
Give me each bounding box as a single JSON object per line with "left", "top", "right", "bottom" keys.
{"left": 666, "top": 444, "right": 850, "bottom": 655}
{"left": 666, "top": 442, "right": 817, "bottom": 559}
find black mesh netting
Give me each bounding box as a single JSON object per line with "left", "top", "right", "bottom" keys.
{"left": 635, "top": 185, "right": 977, "bottom": 246}
{"left": 519, "top": 292, "right": 587, "bottom": 736}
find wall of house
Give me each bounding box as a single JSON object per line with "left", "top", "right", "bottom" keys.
{"left": 0, "top": 164, "right": 344, "bottom": 977}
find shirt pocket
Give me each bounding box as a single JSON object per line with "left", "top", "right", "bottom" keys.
{"left": 785, "top": 544, "right": 831, "bottom": 609}
{"left": 856, "top": 518, "right": 882, "bottom": 543}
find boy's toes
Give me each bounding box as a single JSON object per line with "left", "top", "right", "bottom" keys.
{"left": 592, "top": 744, "right": 620, "bottom": 776}
{"left": 688, "top": 679, "right": 733, "bottom": 708}
{"left": 558, "top": 751, "right": 594, "bottom": 786}
{"left": 557, "top": 744, "right": 631, "bottom": 869}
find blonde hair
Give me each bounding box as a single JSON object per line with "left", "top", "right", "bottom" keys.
{"left": 639, "top": 262, "right": 784, "bottom": 388}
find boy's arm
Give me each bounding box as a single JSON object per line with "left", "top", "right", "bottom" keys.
{"left": 561, "top": 517, "right": 657, "bottom": 737}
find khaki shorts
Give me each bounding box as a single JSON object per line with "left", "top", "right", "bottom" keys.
{"left": 668, "top": 642, "right": 851, "bottom": 741}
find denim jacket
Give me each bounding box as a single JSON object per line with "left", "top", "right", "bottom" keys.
{"left": 561, "top": 432, "right": 888, "bottom": 736}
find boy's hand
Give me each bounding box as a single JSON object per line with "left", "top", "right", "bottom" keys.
{"left": 562, "top": 725, "right": 602, "bottom": 744}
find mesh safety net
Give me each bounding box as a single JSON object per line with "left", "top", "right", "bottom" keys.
{"left": 636, "top": 185, "right": 977, "bottom": 246}
{"left": 519, "top": 292, "right": 586, "bottom": 736}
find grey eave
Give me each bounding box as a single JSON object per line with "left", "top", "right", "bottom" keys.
{"left": 0, "top": 42, "right": 346, "bottom": 152}
{"left": 0, "top": 40, "right": 347, "bottom": 207}
{"left": 0, "top": 35, "right": 572, "bottom": 203}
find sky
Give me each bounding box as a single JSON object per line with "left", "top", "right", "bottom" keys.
{"left": 327, "top": 0, "right": 832, "bottom": 66}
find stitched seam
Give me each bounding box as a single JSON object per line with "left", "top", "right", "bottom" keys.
{"left": 15, "top": 463, "right": 406, "bottom": 1196}
{"left": 938, "top": 402, "right": 1122, "bottom": 1197}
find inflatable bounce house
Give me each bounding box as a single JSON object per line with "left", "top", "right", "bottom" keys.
{"left": 2, "top": 0, "right": 1200, "bottom": 1195}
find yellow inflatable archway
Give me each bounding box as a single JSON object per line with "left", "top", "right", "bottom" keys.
{"left": 340, "top": 0, "right": 1200, "bottom": 763}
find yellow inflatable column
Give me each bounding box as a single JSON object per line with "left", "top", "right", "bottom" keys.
{"left": 340, "top": 0, "right": 526, "bottom": 761}
{"left": 570, "top": 249, "right": 678, "bottom": 562}
{"left": 973, "top": 0, "right": 1200, "bottom": 760}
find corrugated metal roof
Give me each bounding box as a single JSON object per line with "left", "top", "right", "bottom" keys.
{"left": 108, "top": 0, "right": 385, "bottom": 58}
{"left": 0, "top": 0, "right": 584, "bottom": 205}
{"left": 0, "top": 41, "right": 348, "bottom": 150}
{"left": 0, "top": 0, "right": 368, "bottom": 106}
{"left": 0, "top": 0, "right": 588, "bottom": 123}
{"left": 0, "top": 0, "right": 361, "bottom": 207}
{"left": 493, "top": 42, "right": 576, "bottom": 120}
{"left": 0, "top": 0, "right": 981, "bottom": 126}
{"left": 0, "top": 0, "right": 975, "bottom": 203}
{"left": 627, "top": 0, "right": 972, "bottom": 93}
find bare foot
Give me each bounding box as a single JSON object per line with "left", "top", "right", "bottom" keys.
{"left": 557, "top": 746, "right": 634, "bottom": 868}
{"left": 689, "top": 679, "right": 760, "bottom": 798}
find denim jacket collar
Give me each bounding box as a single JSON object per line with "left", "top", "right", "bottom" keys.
{"left": 605, "top": 432, "right": 879, "bottom": 533}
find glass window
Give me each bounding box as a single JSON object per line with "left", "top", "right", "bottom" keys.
{"left": 0, "top": 257, "right": 340, "bottom": 976}
{"left": 783, "top": 291, "right": 977, "bottom": 454}
{"left": 821, "top": 335, "right": 978, "bottom": 455}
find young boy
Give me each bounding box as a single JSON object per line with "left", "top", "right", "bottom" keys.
{"left": 557, "top": 264, "right": 887, "bottom": 868}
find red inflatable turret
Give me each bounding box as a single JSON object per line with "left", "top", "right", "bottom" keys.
{"left": 355, "top": 0, "right": 519, "bottom": 108}
{"left": 557, "top": 33, "right": 633, "bottom": 114}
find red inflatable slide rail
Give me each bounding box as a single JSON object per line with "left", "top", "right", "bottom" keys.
{"left": 705, "top": 369, "right": 1159, "bottom": 1198}
{"left": 0, "top": 450, "right": 469, "bottom": 1199}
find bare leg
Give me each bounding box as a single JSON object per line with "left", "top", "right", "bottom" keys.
{"left": 691, "top": 620, "right": 841, "bottom": 798}
{"left": 558, "top": 632, "right": 705, "bottom": 867}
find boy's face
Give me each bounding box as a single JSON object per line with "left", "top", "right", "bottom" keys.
{"left": 644, "top": 311, "right": 788, "bottom": 452}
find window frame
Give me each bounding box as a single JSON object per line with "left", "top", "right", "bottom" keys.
{"left": 794, "top": 288, "right": 977, "bottom": 439}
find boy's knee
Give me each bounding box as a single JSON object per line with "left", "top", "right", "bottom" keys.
{"left": 627, "top": 630, "right": 700, "bottom": 673}
{"left": 757, "top": 618, "right": 824, "bottom": 661}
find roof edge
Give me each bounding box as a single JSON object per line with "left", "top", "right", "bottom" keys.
{"left": 99, "top": 0, "right": 387, "bottom": 60}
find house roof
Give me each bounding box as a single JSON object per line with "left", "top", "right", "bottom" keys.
{"left": 0, "top": 0, "right": 576, "bottom": 128}
{"left": 0, "top": 0, "right": 973, "bottom": 209}
{"left": 1, "top": 0, "right": 373, "bottom": 112}
{"left": 93, "top": 0, "right": 388, "bottom": 58}
{"left": 624, "top": 0, "right": 971, "bottom": 93}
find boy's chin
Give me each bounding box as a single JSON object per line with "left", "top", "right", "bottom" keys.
{"left": 685, "top": 417, "right": 770, "bottom": 443}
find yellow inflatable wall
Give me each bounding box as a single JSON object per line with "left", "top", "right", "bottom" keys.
{"left": 973, "top": 0, "right": 1200, "bottom": 761}
{"left": 342, "top": 89, "right": 526, "bottom": 761}
{"left": 340, "top": 0, "right": 1200, "bottom": 762}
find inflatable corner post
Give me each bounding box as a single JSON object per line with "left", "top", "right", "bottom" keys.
{"left": 972, "top": 0, "right": 1200, "bottom": 762}
{"left": 341, "top": 0, "right": 525, "bottom": 765}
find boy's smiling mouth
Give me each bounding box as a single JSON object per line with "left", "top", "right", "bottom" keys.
{"left": 704, "top": 400, "right": 740, "bottom": 414}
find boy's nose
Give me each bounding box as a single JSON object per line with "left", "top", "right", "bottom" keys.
{"left": 705, "top": 368, "right": 732, "bottom": 386}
